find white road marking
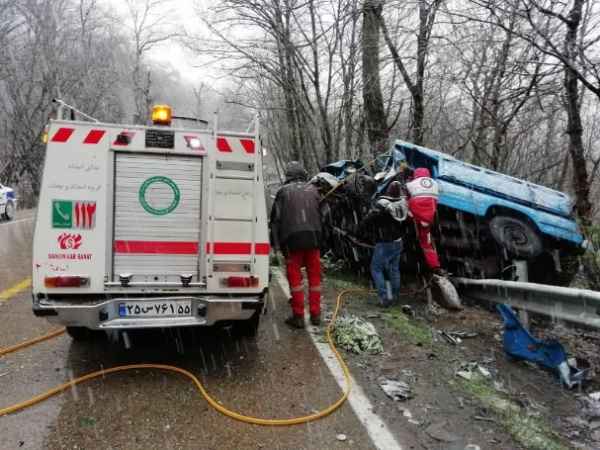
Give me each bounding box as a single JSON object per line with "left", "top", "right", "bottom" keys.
{"left": 0, "top": 217, "right": 34, "bottom": 227}
{"left": 273, "top": 269, "right": 402, "bottom": 450}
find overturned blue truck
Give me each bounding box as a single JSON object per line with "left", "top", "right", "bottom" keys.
{"left": 318, "top": 140, "right": 585, "bottom": 286}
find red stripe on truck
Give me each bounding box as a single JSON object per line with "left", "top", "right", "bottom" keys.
{"left": 216, "top": 137, "right": 232, "bottom": 152}
{"left": 240, "top": 139, "right": 255, "bottom": 154}
{"left": 83, "top": 129, "right": 106, "bottom": 144}
{"left": 254, "top": 243, "right": 271, "bottom": 254}
{"left": 113, "top": 131, "right": 135, "bottom": 146}
{"left": 211, "top": 242, "right": 251, "bottom": 254}
{"left": 114, "top": 241, "right": 199, "bottom": 255}
{"left": 206, "top": 242, "right": 270, "bottom": 255}
{"left": 113, "top": 241, "right": 271, "bottom": 255}
{"left": 51, "top": 128, "right": 75, "bottom": 143}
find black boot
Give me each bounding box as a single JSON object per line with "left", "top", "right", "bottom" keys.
{"left": 285, "top": 315, "right": 305, "bottom": 329}
{"left": 310, "top": 314, "right": 321, "bottom": 326}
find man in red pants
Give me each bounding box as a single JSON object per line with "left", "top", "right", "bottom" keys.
{"left": 406, "top": 167, "right": 442, "bottom": 273}
{"left": 270, "top": 162, "right": 323, "bottom": 328}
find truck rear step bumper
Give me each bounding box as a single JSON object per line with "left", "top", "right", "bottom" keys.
{"left": 32, "top": 295, "right": 263, "bottom": 330}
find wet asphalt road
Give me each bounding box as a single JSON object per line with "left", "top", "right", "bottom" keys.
{"left": 0, "top": 211, "right": 377, "bottom": 450}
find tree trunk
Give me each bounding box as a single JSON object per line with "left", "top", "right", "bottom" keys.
{"left": 308, "top": 0, "right": 334, "bottom": 164}
{"left": 274, "top": 2, "right": 301, "bottom": 161}
{"left": 341, "top": 0, "right": 359, "bottom": 159}
{"left": 413, "top": 0, "right": 432, "bottom": 145}
{"left": 361, "top": 0, "right": 387, "bottom": 153}
{"left": 379, "top": 0, "right": 442, "bottom": 146}
{"left": 564, "top": 0, "right": 592, "bottom": 226}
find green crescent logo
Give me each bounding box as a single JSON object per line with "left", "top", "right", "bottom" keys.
{"left": 139, "top": 176, "right": 180, "bottom": 216}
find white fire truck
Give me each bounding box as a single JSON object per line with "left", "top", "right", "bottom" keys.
{"left": 32, "top": 103, "right": 269, "bottom": 340}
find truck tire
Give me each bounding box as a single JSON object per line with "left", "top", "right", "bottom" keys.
{"left": 489, "top": 215, "right": 543, "bottom": 259}
{"left": 66, "top": 326, "right": 96, "bottom": 341}
{"left": 555, "top": 252, "right": 580, "bottom": 286}
{"left": 3, "top": 200, "right": 15, "bottom": 220}
{"left": 233, "top": 311, "right": 261, "bottom": 338}
{"left": 529, "top": 250, "right": 580, "bottom": 286}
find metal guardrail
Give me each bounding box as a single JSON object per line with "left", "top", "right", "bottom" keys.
{"left": 453, "top": 277, "right": 600, "bottom": 329}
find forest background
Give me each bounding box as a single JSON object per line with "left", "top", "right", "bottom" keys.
{"left": 1, "top": 0, "right": 599, "bottom": 230}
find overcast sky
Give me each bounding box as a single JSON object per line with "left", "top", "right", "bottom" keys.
{"left": 106, "top": 0, "right": 212, "bottom": 84}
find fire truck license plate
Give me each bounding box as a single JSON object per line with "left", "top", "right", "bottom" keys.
{"left": 118, "top": 300, "right": 192, "bottom": 317}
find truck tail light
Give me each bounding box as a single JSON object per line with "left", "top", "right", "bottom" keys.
{"left": 225, "top": 276, "right": 259, "bottom": 288}
{"left": 44, "top": 276, "right": 90, "bottom": 288}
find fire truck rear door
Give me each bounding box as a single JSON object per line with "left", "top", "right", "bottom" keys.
{"left": 112, "top": 152, "right": 202, "bottom": 283}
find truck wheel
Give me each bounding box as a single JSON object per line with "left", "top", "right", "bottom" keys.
{"left": 489, "top": 215, "right": 542, "bottom": 259}
{"left": 556, "top": 252, "right": 580, "bottom": 286}
{"left": 3, "top": 200, "right": 15, "bottom": 220}
{"left": 529, "top": 250, "right": 580, "bottom": 286}
{"left": 66, "top": 326, "right": 96, "bottom": 341}
{"left": 233, "top": 311, "right": 261, "bottom": 338}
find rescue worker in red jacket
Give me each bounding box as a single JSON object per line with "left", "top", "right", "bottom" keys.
{"left": 405, "top": 167, "right": 442, "bottom": 272}
{"left": 270, "top": 162, "right": 323, "bottom": 329}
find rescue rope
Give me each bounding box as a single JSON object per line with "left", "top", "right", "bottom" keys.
{"left": 328, "top": 225, "right": 436, "bottom": 298}
{"left": 331, "top": 225, "right": 375, "bottom": 249}
{"left": 0, "top": 289, "right": 364, "bottom": 426}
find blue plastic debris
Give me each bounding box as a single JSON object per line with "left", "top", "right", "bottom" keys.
{"left": 496, "top": 304, "right": 588, "bottom": 388}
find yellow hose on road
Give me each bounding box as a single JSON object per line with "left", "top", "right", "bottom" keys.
{"left": 0, "top": 327, "right": 66, "bottom": 357}
{"left": 0, "top": 289, "right": 363, "bottom": 426}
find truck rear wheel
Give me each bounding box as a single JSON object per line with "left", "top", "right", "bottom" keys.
{"left": 556, "top": 252, "right": 580, "bottom": 286}
{"left": 233, "top": 311, "right": 261, "bottom": 338}
{"left": 528, "top": 250, "right": 580, "bottom": 286}
{"left": 3, "top": 200, "right": 15, "bottom": 220}
{"left": 66, "top": 326, "right": 97, "bottom": 341}
{"left": 489, "top": 215, "right": 542, "bottom": 259}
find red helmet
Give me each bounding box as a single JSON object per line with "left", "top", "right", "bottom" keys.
{"left": 414, "top": 167, "right": 431, "bottom": 178}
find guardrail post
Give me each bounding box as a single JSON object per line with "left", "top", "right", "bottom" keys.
{"left": 423, "top": 276, "right": 433, "bottom": 308}
{"left": 514, "top": 260, "right": 530, "bottom": 329}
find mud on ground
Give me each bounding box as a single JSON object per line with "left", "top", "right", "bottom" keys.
{"left": 318, "top": 266, "right": 600, "bottom": 450}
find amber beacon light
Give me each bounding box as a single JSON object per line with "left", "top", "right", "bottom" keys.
{"left": 151, "top": 104, "right": 172, "bottom": 126}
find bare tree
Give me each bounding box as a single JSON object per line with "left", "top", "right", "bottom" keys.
{"left": 379, "top": 0, "right": 443, "bottom": 145}
{"left": 337, "top": 0, "right": 361, "bottom": 157}
{"left": 445, "top": 4, "right": 546, "bottom": 171}
{"left": 557, "top": 0, "right": 593, "bottom": 225}
{"left": 460, "top": 0, "right": 598, "bottom": 224}
{"left": 189, "top": 0, "right": 367, "bottom": 170}
{"left": 0, "top": 0, "right": 126, "bottom": 200}
{"left": 362, "top": 0, "right": 387, "bottom": 152}
{"left": 125, "top": 0, "right": 177, "bottom": 124}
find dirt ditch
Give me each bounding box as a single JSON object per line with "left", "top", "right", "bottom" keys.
{"left": 317, "top": 266, "right": 600, "bottom": 450}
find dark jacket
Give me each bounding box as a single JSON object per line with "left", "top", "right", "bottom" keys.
{"left": 270, "top": 180, "right": 322, "bottom": 253}
{"left": 357, "top": 201, "right": 407, "bottom": 244}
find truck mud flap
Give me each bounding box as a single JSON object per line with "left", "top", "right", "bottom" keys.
{"left": 32, "top": 307, "right": 58, "bottom": 317}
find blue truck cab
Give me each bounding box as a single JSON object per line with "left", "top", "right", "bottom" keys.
{"left": 389, "top": 140, "right": 584, "bottom": 284}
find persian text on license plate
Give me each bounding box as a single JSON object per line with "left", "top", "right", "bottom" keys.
{"left": 118, "top": 300, "right": 192, "bottom": 317}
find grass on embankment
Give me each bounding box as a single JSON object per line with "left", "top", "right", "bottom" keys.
{"left": 455, "top": 373, "right": 570, "bottom": 450}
